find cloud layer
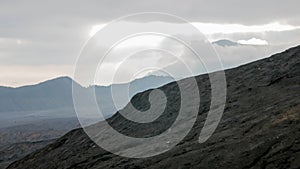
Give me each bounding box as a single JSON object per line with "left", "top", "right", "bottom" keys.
{"left": 0, "top": 0, "right": 300, "bottom": 86}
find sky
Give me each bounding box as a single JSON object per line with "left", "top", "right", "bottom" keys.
{"left": 0, "top": 0, "right": 300, "bottom": 87}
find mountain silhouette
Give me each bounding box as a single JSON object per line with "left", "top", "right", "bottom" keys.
{"left": 212, "top": 39, "right": 239, "bottom": 47}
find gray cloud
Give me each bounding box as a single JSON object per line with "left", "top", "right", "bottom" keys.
{"left": 1, "top": 0, "right": 299, "bottom": 26}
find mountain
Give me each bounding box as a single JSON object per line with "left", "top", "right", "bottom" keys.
{"left": 212, "top": 39, "right": 239, "bottom": 47}
{"left": 0, "top": 75, "right": 173, "bottom": 168}
{"left": 0, "top": 76, "right": 74, "bottom": 113}
{"left": 8, "top": 46, "right": 300, "bottom": 169}
{"left": 0, "top": 75, "right": 173, "bottom": 128}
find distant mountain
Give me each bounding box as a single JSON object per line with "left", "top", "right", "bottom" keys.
{"left": 0, "top": 77, "right": 75, "bottom": 113}
{"left": 9, "top": 45, "right": 300, "bottom": 169}
{"left": 212, "top": 39, "right": 239, "bottom": 47}
{"left": 0, "top": 75, "right": 173, "bottom": 128}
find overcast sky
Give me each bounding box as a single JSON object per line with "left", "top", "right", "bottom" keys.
{"left": 0, "top": 0, "right": 300, "bottom": 87}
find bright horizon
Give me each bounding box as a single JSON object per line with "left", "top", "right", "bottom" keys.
{"left": 0, "top": 43, "right": 295, "bottom": 88}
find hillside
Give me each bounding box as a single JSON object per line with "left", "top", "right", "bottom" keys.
{"left": 0, "top": 139, "right": 54, "bottom": 169}
{"left": 7, "top": 45, "right": 300, "bottom": 169}
{"left": 0, "top": 75, "right": 173, "bottom": 169}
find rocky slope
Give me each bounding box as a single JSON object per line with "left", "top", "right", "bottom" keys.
{"left": 8, "top": 46, "right": 300, "bottom": 169}
{"left": 0, "top": 140, "right": 54, "bottom": 169}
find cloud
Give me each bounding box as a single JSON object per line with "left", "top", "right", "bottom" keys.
{"left": 192, "top": 22, "right": 300, "bottom": 35}
{"left": 91, "top": 22, "right": 300, "bottom": 37}
{"left": 1, "top": 0, "right": 299, "bottom": 26}
{"left": 89, "top": 24, "right": 107, "bottom": 37}
{"left": 237, "top": 38, "right": 268, "bottom": 45}
{"left": 0, "top": 0, "right": 300, "bottom": 86}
